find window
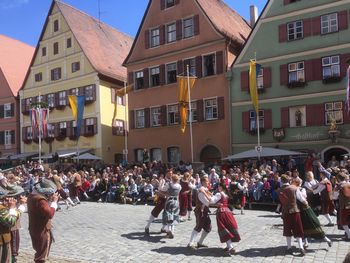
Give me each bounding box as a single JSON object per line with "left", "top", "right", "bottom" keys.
{"left": 48, "top": 124, "right": 55, "bottom": 138}
{"left": 289, "top": 106, "right": 306, "bottom": 127}
{"left": 135, "top": 71, "right": 144, "bottom": 90}
{"left": 167, "top": 23, "right": 176, "bottom": 43}
{"left": 166, "top": 63, "right": 177, "bottom": 84}
{"left": 151, "top": 148, "right": 162, "bottom": 161}
{"left": 203, "top": 54, "right": 216, "bottom": 77}
{"left": 288, "top": 62, "right": 304, "bottom": 83}
{"left": 322, "top": 56, "right": 340, "bottom": 79}
{"left": 70, "top": 88, "right": 79, "bottom": 96}
{"left": 166, "top": 0, "right": 175, "bottom": 8}
{"left": 204, "top": 98, "right": 218, "bottom": 120}
{"left": 135, "top": 149, "right": 144, "bottom": 163}
{"left": 187, "top": 101, "right": 197, "bottom": 122}
{"left": 4, "top": 103, "right": 11, "bottom": 118}
{"left": 51, "top": 68, "right": 61, "bottom": 81}
{"left": 67, "top": 38, "right": 72, "bottom": 48}
{"left": 72, "top": 62, "right": 80, "bottom": 73}
{"left": 151, "top": 107, "right": 161, "bottom": 127}
{"left": 26, "top": 127, "right": 33, "bottom": 140}
{"left": 53, "top": 42, "right": 59, "bottom": 55}
{"left": 135, "top": 109, "right": 145, "bottom": 128}
{"left": 4, "top": 131, "right": 11, "bottom": 145}
{"left": 46, "top": 94, "right": 55, "bottom": 108}
{"left": 35, "top": 73, "right": 42, "bottom": 82}
{"left": 257, "top": 68, "right": 264, "bottom": 90}
{"left": 250, "top": 110, "right": 264, "bottom": 131}
{"left": 116, "top": 96, "right": 123, "bottom": 105}
{"left": 321, "top": 13, "right": 338, "bottom": 34}
{"left": 58, "top": 91, "right": 66, "bottom": 106}
{"left": 325, "top": 102, "right": 343, "bottom": 125}
{"left": 42, "top": 47, "right": 46, "bottom": 57}
{"left": 168, "top": 104, "right": 179, "bottom": 125}
{"left": 85, "top": 85, "right": 94, "bottom": 101}
{"left": 150, "top": 67, "right": 160, "bottom": 87}
{"left": 150, "top": 28, "right": 160, "bottom": 48}
{"left": 183, "top": 18, "right": 194, "bottom": 38}
{"left": 184, "top": 58, "right": 196, "bottom": 76}
{"left": 287, "top": 20, "right": 303, "bottom": 41}
{"left": 59, "top": 122, "right": 67, "bottom": 137}
{"left": 25, "top": 98, "right": 32, "bottom": 109}
{"left": 53, "top": 19, "right": 59, "bottom": 32}
{"left": 113, "top": 120, "right": 124, "bottom": 136}
{"left": 168, "top": 147, "right": 180, "bottom": 163}
{"left": 85, "top": 118, "right": 95, "bottom": 135}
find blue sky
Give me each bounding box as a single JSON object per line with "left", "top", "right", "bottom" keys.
{"left": 0, "top": 0, "right": 268, "bottom": 47}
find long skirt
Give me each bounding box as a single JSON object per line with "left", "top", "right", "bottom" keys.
{"left": 340, "top": 208, "right": 350, "bottom": 226}
{"left": 216, "top": 208, "right": 241, "bottom": 243}
{"left": 179, "top": 193, "right": 189, "bottom": 216}
{"left": 321, "top": 198, "right": 334, "bottom": 215}
{"left": 151, "top": 196, "right": 166, "bottom": 218}
{"left": 162, "top": 197, "right": 180, "bottom": 225}
{"left": 282, "top": 212, "right": 304, "bottom": 238}
{"left": 306, "top": 190, "right": 321, "bottom": 210}
{"left": 300, "top": 207, "right": 325, "bottom": 239}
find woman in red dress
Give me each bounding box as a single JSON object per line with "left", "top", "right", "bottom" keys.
{"left": 179, "top": 173, "right": 194, "bottom": 221}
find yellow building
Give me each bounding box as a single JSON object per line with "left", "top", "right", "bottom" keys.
{"left": 19, "top": 0, "right": 133, "bottom": 163}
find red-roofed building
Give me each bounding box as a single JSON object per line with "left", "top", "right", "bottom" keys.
{"left": 124, "top": 0, "right": 250, "bottom": 165}
{"left": 0, "top": 35, "right": 34, "bottom": 160}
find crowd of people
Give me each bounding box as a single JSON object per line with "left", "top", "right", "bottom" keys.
{"left": 0, "top": 153, "right": 348, "bottom": 261}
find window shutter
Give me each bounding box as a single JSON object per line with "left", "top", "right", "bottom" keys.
{"left": 92, "top": 85, "right": 96, "bottom": 101}
{"left": 22, "top": 127, "right": 26, "bottom": 141}
{"left": 312, "top": 58, "right": 322, "bottom": 81}
{"left": 338, "top": 11, "right": 348, "bottom": 31}
{"left": 312, "top": 16, "right": 321, "bottom": 35}
{"left": 11, "top": 130, "right": 15, "bottom": 144}
{"left": 216, "top": 51, "right": 224, "bottom": 75}
{"left": 0, "top": 132, "right": 5, "bottom": 145}
{"left": 54, "top": 92, "right": 59, "bottom": 108}
{"left": 278, "top": 24, "right": 287, "bottom": 42}
{"left": 145, "top": 108, "right": 150, "bottom": 128}
{"left": 145, "top": 30, "right": 150, "bottom": 49}
{"left": 183, "top": 59, "right": 190, "bottom": 74}
{"left": 0, "top": 105, "right": 4, "bottom": 119}
{"left": 176, "top": 19, "right": 182, "bottom": 40}
{"left": 51, "top": 70, "right": 54, "bottom": 81}
{"left": 67, "top": 121, "right": 73, "bottom": 138}
{"left": 177, "top": 60, "right": 184, "bottom": 76}
{"left": 343, "top": 103, "right": 350, "bottom": 124}
{"left": 303, "top": 18, "right": 312, "bottom": 37}
{"left": 306, "top": 104, "right": 324, "bottom": 126}
{"left": 79, "top": 87, "right": 85, "bottom": 96}
{"left": 263, "top": 67, "right": 272, "bottom": 88}
{"left": 159, "top": 64, "right": 166, "bottom": 85}
{"left": 129, "top": 110, "right": 135, "bottom": 129}
{"left": 10, "top": 103, "right": 14, "bottom": 117}
{"left": 160, "top": 105, "right": 167, "bottom": 126}
{"left": 21, "top": 100, "right": 26, "bottom": 114}
{"left": 58, "top": 68, "right": 62, "bottom": 79}
{"left": 160, "top": 0, "right": 165, "bottom": 10}
{"left": 93, "top": 117, "right": 97, "bottom": 135}
{"left": 242, "top": 111, "right": 250, "bottom": 132}
{"left": 281, "top": 107, "right": 290, "bottom": 128}
{"left": 340, "top": 53, "right": 350, "bottom": 77}
{"left": 143, "top": 68, "right": 149, "bottom": 89}
{"left": 280, "top": 64, "right": 288, "bottom": 86}
{"left": 54, "top": 124, "right": 59, "bottom": 138}
{"left": 241, "top": 71, "right": 249, "bottom": 91}
{"left": 196, "top": 100, "right": 204, "bottom": 122}
{"left": 218, "top": 97, "right": 225, "bottom": 120}
{"left": 264, "top": 109, "right": 272, "bottom": 129}
{"left": 193, "top": 15, "right": 200, "bottom": 35}
{"left": 305, "top": 60, "right": 313, "bottom": 82}
{"left": 195, "top": 56, "right": 202, "bottom": 78}
{"left": 160, "top": 25, "right": 165, "bottom": 45}
{"left": 111, "top": 88, "right": 116, "bottom": 103}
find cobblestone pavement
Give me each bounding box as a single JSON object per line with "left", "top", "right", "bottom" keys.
{"left": 16, "top": 202, "right": 349, "bottom": 263}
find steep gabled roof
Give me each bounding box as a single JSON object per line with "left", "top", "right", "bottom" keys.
{"left": 56, "top": 1, "right": 133, "bottom": 81}
{"left": 0, "top": 35, "right": 34, "bottom": 96}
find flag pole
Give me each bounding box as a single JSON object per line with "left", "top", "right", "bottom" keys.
{"left": 124, "top": 81, "right": 128, "bottom": 163}
{"left": 187, "top": 65, "right": 194, "bottom": 164}
{"left": 255, "top": 53, "right": 261, "bottom": 161}
{"left": 38, "top": 93, "right": 42, "bottom": 164}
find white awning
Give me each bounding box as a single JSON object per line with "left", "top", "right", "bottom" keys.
{"left": 10, "top": 152, "right": 38, "bottom": 160}
{"left": 56, "top": 149, "right": 92, "bottom": 158}
{"left": 72, "top": 153, "right": 102, "bottom": 160}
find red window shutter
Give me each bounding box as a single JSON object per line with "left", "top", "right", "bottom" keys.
{"left": 129, "top": 110, "right": 135, "bottom": 129}
{"left": 278, "top": 24, "right": 287, "bottom": 42}
{"left": 194, "top": 15, "right": 200, "bottom": 35}
{"left": 160, "top": 25, "right": 165, "bottom": 45}
{"left": 143, "top": 68, "right": 149, "bottom": 88}
{"left": 264, "top": 109, "right": 272, "bottom": 129}
{"left": 312, "top": 58, "right": 322, "bottom": 81}
{"left": 145, "top": 30, "right": 150, "bottom": 49}
{"left": 338, "top": 10, "right": 348, "bottom": 31}
{"left": 305, "top": 60, "right": 313, "bottom": 82}
{"left": 303, "top": 18, "right": 312, "bottom": 37}
{"left": 216, "top": 51, "right": 224, "bottom": 75}
{"left": 340, "top": 53, "right": 350, "bottom": 77}
{"left": 196, "top": 100, "right": 204, "bottom": 122}
{"left": 159, "top": 64, "right": 165, "bottom": 85}
{"left": 128, "top": 72, "right": 134, "bottom": 85}
{"left": 241, "top": 71, "right": 249, "bottom": 91}
{"left": 195, "top": 56, "right": 202, "bottom": 78}
{"left": 176, "top": 20, "right": 182, "bottom": 40}
{"left": 280, "top": 64, "right": 288, "bottom": 86}
{"left": 177, "top": 60, "right": 184, "bottom": 75}
{"left": 281, "top": 107, "right": 289, "bottom": 128}
{"left": 263, "top": 67, "right": 272, "bottom": 88}
{"left": 242, "top": 111, "right": 250, "bottom": 132}
{"left": 306, "top": 104, "right": 325, "bottom": 126}
{"left": 312, "top": 16, "right": 321, "bottom": 35}
{"left": 144, "top": 108, "right": 150, "bottom": 128}
{"left": 218, "top": 97, "right": 225, "bottom": 120}
{"left": 160, "top": 0, "right": 165, "bottom": 10}
{"left": 160, "top": 105, "right": 167, "bottom": 126}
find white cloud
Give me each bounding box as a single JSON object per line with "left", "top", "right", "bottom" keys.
{"left": 0, "top": 0, "right": 30, "bottom": 9}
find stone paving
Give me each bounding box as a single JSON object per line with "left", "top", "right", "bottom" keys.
{"left": 16, "top": 202, "right": 349, "bottom": 263}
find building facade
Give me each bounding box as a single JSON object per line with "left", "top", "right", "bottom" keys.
{"left": 0, "top": 35, "right": 34, "bottom": 160}
{"left": 19, "top": 1, "right": 133, "bottom": 163}
{"left": 231, "top": 0, "right": 350, "bottom": 162}
{"left": 124, "top": 0, "right": 250, "bottom": 165}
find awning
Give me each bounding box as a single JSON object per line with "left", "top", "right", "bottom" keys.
{"left": 32, "top": 154, "right": 54, "bottom": 160}
{"left": 10, "top": 152, "right": 38, "bottom": 160}
{"left": 0, "top": 155, "right": 12, "bottom": 161}
{"left": 72, "top": 153, "right": 102, "bottom": 160}
{"left": 223, "top": 147, "right": 307, "bottom": 161}
{"left": 56, "top": 148, "right": 91, "bottom": 158}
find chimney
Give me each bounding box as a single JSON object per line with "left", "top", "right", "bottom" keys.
{"left": 250, "top": 5, "right": 258, "bottom": 27}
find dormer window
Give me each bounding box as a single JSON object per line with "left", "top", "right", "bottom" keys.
{"left": 166, "top": 0, "right": 175, "bottom": 8}
{"left": 53, "top": 19, "right": 59, "bottom": 32}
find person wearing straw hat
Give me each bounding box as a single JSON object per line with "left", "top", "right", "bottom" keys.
{"left": 27, "top": 178, "right": 59, "bottom": 263}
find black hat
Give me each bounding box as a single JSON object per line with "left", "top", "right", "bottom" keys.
{"left": 35, "top": 178, "right": 57, "bottom": 195}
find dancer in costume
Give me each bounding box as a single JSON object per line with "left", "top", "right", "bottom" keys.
{"left": 179, "top": 172, "right": 195, "bottom": 222}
